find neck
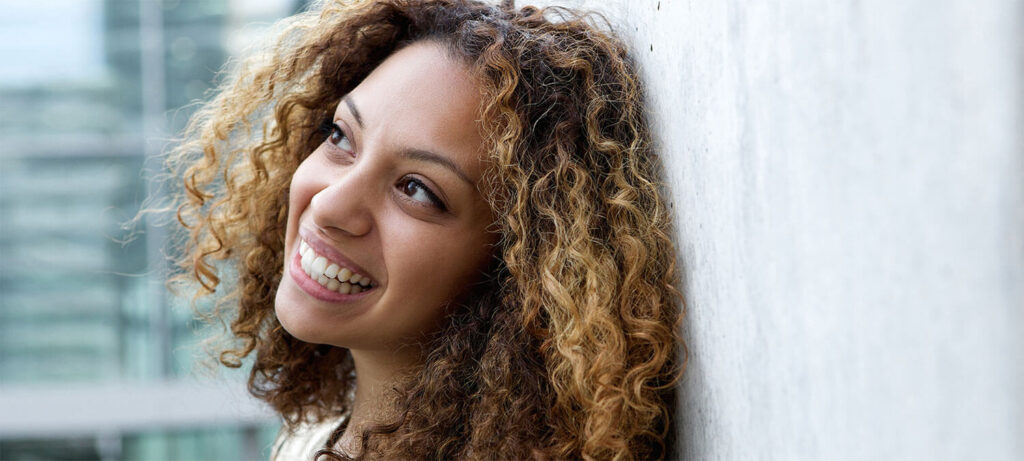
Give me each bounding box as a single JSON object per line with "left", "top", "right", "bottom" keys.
{"left": 335, "top": 346, "right": 423, "bottom": 456}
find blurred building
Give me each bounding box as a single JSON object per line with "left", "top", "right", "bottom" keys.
{"left": 0, "top": 0, "right": 303, "bottom": 459}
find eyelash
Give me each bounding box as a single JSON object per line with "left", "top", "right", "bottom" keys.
{"left": 319, "top": 118, "right": 448, "bottom": 212}
{"left": 397, "top": 177, "right": 448, "bottom": 212}
{"left": 321, "top": 120, "right": 353, "bottom": 153}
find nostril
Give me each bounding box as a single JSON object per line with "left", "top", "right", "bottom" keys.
{"left": 307, "top": 184, "right": 374, "bottom": 239}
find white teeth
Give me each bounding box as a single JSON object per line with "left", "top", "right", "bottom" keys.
{"left": 301, "top": 251, "right": 312, "bottom": 273}
{"left": 298, "top": 238, "right": 375, "bottom": 292}
{"left": 311, "top": 256, "right": 327, "bottom": 275}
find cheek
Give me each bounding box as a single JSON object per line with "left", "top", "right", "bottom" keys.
{"left": 387, "top": 220, "right": 494, "bottom": 303}
{"left": 289, "top": 162, "right": 317, "bottom": 211}
{"left": 286, "top": 160, "right": 320, "bottom": 231}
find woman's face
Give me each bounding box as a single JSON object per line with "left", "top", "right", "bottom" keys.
{"left": 275, "top": 41, "right": 497, "bottom": 353}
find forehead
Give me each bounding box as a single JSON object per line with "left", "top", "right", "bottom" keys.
{"left": 341, "top": 42, "right": 486, "bottom": 178}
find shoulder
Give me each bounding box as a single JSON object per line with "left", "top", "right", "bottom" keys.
{"left": 270, "top": 417, "right": 344, "bottom": 461}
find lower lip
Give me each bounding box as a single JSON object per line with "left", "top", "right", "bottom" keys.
{"left": 289, "top": 250, "right": 376, "bottom": 303}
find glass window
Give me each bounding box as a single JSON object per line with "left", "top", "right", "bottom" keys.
{"left": 0, "top": 1, "right": 305, "bottom": 459}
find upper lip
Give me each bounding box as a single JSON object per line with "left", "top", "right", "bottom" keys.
{"left": 298, "top": 227, "right": 376, "bottom": 284}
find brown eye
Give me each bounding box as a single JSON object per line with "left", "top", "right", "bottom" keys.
{"left": 397, "top": 177, "right": 446, "bottom": 211}
{"left": 327, "top": 123, "right": 353, "bottom": 152}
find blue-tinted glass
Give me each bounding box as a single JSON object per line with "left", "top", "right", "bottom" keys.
{"left": 0, "top": 0, "right": 306, "bottom": 458}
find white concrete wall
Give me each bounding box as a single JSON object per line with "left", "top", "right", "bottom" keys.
{"left": 533, "top": 1, "right": 1023, "bottom": 459}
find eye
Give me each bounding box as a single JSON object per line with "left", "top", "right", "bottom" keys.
{"left": 324, "top": 122, "right": 353, "bottom": 152}
{"left": 397, "top": 176, "right": 447, "bottom": 212}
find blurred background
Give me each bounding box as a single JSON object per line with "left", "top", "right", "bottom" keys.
{"left": 0, "top": 0, "right": 310, "bottom": 459}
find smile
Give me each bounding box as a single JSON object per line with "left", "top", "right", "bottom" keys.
{"left": 299, "top": 238, "right": 375, "bottom": 294}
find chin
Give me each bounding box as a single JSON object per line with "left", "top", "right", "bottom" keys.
{"left": 273, "top": 278, "right": 334, "bottom": 345}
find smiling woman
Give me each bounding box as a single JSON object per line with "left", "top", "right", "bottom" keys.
{"left": 276, "top": 42, "right": 499, "bottom": 358}
{"left": 165, "top": 0, "right": 682, "bottom": 460}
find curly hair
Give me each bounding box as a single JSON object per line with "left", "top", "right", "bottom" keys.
{"left": 168, "top": 0, "right": 683, "bottom": 459}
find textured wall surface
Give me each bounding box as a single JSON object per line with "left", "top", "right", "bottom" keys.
{"left": 533, "top": 1, "right": 1023, "bottom": 459}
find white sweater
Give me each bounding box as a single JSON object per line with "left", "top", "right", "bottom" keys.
{"left": 269, "top": 415, "right": 349, "bottom": 461}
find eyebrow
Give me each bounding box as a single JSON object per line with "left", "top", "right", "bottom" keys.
{"left": 343, "top": 95, "right": 363, "bottom": 128}
{"left": 401, "top": 148, "right": 474, "bottom": 186}
{"left": 343, "top": 94, "right": 475, "bottom": 187}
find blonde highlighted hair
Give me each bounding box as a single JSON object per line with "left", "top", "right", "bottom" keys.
{"left": 169, "top": 0, "right": 683, "bottom": 459}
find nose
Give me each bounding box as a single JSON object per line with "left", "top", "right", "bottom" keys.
{"left": 308, "top": 165, "right": 375, "bottom": 238}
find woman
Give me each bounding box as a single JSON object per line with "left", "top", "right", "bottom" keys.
{"left": 168, "top": 0, "right": 682, "bottom": 459}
